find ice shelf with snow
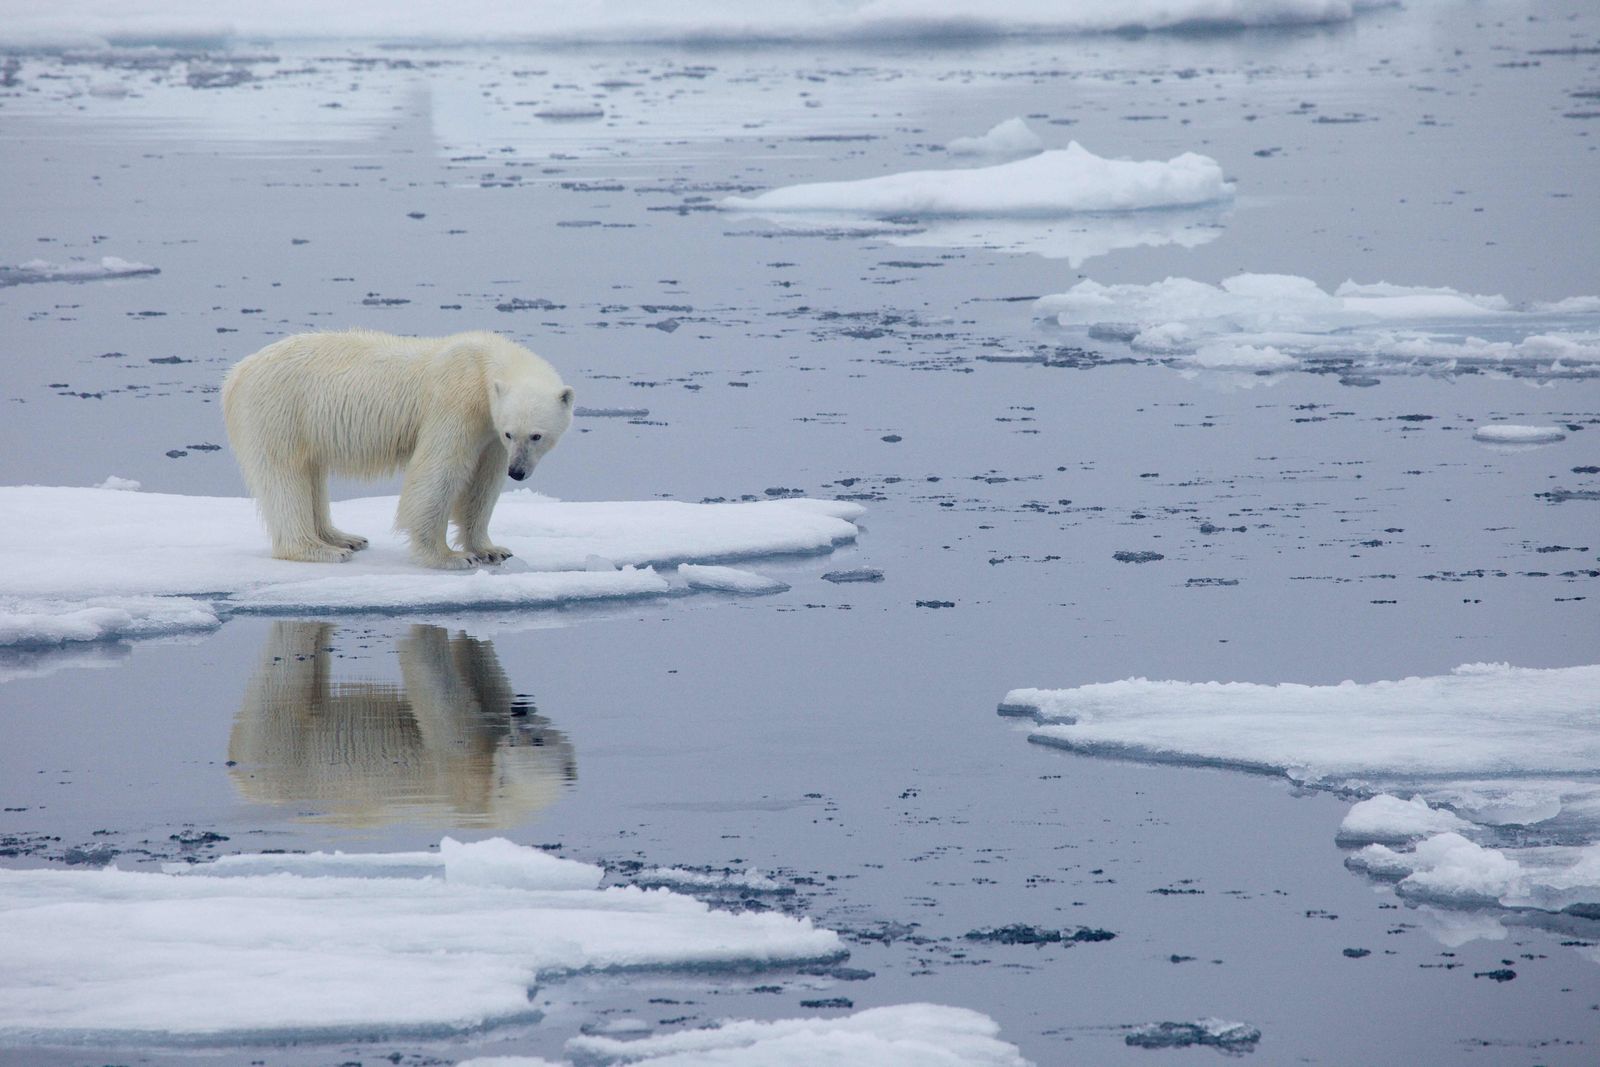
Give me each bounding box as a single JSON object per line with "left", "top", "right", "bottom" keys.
{"left": 0, "top": 837, "right": 844, "bottom": 1042}
{"left": 0, "top": 486, "right": 863, "bottom": 645}
{"left": 1000, "top": 663, "right": 1600, "bottom": 916}
{"left": 1036, "top": 273, "right": 1600, "bottom": 376}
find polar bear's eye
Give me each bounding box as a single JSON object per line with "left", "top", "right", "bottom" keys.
{"left": 531, "top": 433, "right": 543, "bottom": 442}
{"left": 504, "top": 432, "right": 513, "bottom": 440}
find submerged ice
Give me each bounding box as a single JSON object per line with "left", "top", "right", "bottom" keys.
{"left": 1001, "top": 663, "right": 1600, "bottom": 916}
{"left": 0, "top": 837, "right": 843, "bottom": 1040}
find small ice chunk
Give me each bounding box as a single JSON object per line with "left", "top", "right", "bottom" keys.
{"left": 584, "top": 554, "right": 619, "bottom": 571}
{"left": 573, "top": 406, "right": 649, "bottom": 418}
{"left": 821, "top": 568, "right": 884, "bottom": 583}
{"left": 633, "top": 866, "right": 785, "bottom": 893}
{"left": 94, "top": 475, "right": 141, "bottom": 491}
{"left": 1337, "top": 795, "right": 1473, "bottom": 845}
{"left": 1185, "top": 343, "right": 1298, "bottom": 370}
{"left": 1125, "top": 1018, "right": 1261, "bottom": 1051}
{"left": 946, "top": 118, "right": 1044, "bottom": 158}
{"left": 0, "top": 255, "right": 159, "bottom": 287}
{"left": 1472, "top": 424, "right": 1567, "bottom": 444}
{"left": 678, "top": 564, "right": 789, "bottom": 594}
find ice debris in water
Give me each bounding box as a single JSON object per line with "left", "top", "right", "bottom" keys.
{"left": 509, "top": 1003, "right": 1032, "bottom": 1067}
{"left": 946, "top": 117, "right": 1043, "bottom": 158}
{"left": 1125, "top": 1018, "right": 1262, "bottom": 1051}
{"left": 0, "top": 595, "right": 220, "bottom": 648}
{"left": 677, "top": 564, "right": 790, "bottom": 594}
{"left": 1002, "top": 663, "right": 1600, "bottom": 916}
{"left": 0, "top": 255, "right": 158, "bottom": 287}
{"left": 822, "top": 567, "right": 885, "bottom": 583}
{"left": 633, "top": 866, "right": 786, "bottom": 892}
{"left": 1471, "top": 424, "right": 1567, "bottom": 444}
{"left": 1037, "top": 273, "right": 1600, "bottom": 376}
{"left": 0, "top": 837, "right": 844, "bottom": 1039}
{"left": 722, "top": 143, "right": 1233, "bottom": 217}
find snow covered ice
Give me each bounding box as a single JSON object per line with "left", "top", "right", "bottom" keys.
{"left": 0, "top": 255, "right": 158, "bottom": 287}
{"left": 945, "top": 118, "right": 1043, "bottom": 158}
{"left": 0, "top": 486, "right": 862, "bottom": 642}
{"left": 0, "top": 837, "right": 843, "bottom": 1040}
{"left": 723, "top": 143, "right": 1233, "bottom": 218}
{"left": 1003, "top": 663, "right": 1600, "bottom": 915}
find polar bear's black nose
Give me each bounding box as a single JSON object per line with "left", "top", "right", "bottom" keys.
{"left": 509, "top": 467, "right": 528, "bottom": 481}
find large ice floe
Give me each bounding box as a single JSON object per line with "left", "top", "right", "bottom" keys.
{"left": 1037, "top": 273, "right": 1600, "bottom": 378}
{"left": 457, "top": 1004, "right": 1029, "bottom": 1066}
{"left": 1000, "top": 663, "right": 1600, "bottom": 918}
{"left": 0, "top": 837, "right": 845, "bottom": 1041}
{"left": 0, "top": 486, "right": 863, "bottom": 647}
{"left": 0, "top": 0, "right": 1393, "bottom": 49}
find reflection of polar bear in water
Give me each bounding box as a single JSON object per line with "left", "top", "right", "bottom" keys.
{"left": 228, "top": 622, "right": 575, "bottom": 828}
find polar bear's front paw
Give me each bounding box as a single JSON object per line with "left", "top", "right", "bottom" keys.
{"left": 422, "top": 552, "right": 476, "bottom": 570}
{"left": 465, "top": 545, "right": 514, "bottom": 565}
{"left": 326, "top": 531, "right": 369, "bottom": 551}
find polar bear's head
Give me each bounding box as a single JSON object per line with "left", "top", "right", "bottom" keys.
{"left": 490, "top": 379, "right": 574, "bottom": 481}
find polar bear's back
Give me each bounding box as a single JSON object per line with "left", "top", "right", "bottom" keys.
{"left": 223, "top": 329, "right": 490, "bottom": 479}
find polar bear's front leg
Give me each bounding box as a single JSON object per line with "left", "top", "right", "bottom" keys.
{"left": 397, "top": 427, "right": 480, "bottom": 570}
{"left": 453, "top": 444, "right": 514, "bottom": 565}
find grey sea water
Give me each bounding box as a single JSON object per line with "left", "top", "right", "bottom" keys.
{"left": 2, "top": 1, "right": 1598, "bottom": 1063}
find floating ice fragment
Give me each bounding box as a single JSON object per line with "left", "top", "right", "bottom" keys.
{"left": 723, "top": 143, "right": 1233, "bottom": 217}
{"left": 552, "top": 1003, "right": 1030, "bottom": 1067}
{"left": 945, "top": 117, "right": 1043, "bottom": 158}
{"left": 1125, "top": 1018, "right": 1261, "bottom": 1051}
{"left": 0, "top": 595, "right": 220, "bottom": 648}
{"left": 633, "top": 866, "right": 786, "bottom": 893}
{"left": 574, "top": 406, "right": 650, "bottom": 418}
{"left": 1471, "top": 424, "right": 1567, "bottom": 444}
{"left": 822, "top": 567, "right": 885, "bottom": 583}
{"left": 677, "top": 564, "right": 790, "bottom": 594}
{"left": 1337, "top": 795, "right": 1473, "bottom": 845}
{"left": 0, "top": 255, "right": 159, "bottom": 287}
{"left": 95, "top": 475, "right": 141, "bottom": 491}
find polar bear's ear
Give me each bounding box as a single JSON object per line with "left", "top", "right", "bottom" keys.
{"left": 492, "top": 380, "right": 508, "bottom": 400}
{"left": 559, "top": 387, "right": 574, "bottom": 407}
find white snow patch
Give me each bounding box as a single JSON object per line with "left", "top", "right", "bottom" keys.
{"left": 945, "top": 117, "right": 1043, "bottom": 158}
{"left": 1338, "top": 795, "right": 1473, "bottom": 845}
{"left": 723, "top": 143, "right": 1232, "bottom": 217}
{"left": 0, "top": 487, "right": 864, "bottom": 638}
{"left": 0, "top": 837, "right": 843, "bottom": 1040}
{"left": 556, "top": 1003, "right": 1030, "bottom": 1067}
{"left": 0, "top": 255, "right": 158, "bottom": 287}
{"left": 95, "top": 475, "right": 141, "bottom": 491}
{"left": 677, "top": 564, "right": 790, "bottom": 595}
{"left": 1472, "top": 424, "right": 1567, "bottom": 444}
{"left": 1038, "top": 273, "right": 1600, "bottom": 375}
{"left": 0, "top": 1, "right": 1392, "bottom": 49}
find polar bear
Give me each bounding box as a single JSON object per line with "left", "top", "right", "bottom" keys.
{"left": 222, "top": 329, "right": 573, "bottom": 569}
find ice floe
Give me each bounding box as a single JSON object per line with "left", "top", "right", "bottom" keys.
{"left": 0, "top": 255, "right": 158, "bottom": 287}
{"left": 677, "top": 564, "right": 790, "bottom": 595}
{"left": 533, "top": 1003, "right": 1029, "bottom": 1067}
{"left": 0, "top": 486, "right": 864, "bottom": 644}
{"left": 0, "top": 0, "right": 1393, "bottom": 50}
{"left": 1001, "top": 663, "right": 1600, "bottom": 916}
{"left": 0, "top": 837, "right": 843, "bottom": 1041}
{"left": 1472, "top": 424, "right": 1567, "bottom": 444}
{"left": 723, "top": 143, "right": 1233, "bottom": 218}
{"left": 1038, "top": 273, "right": 1600, "bottom": 377}
{"left": 945, "top": 117, "right": 1043, "bottom": 158}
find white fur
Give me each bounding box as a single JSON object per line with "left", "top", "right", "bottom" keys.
{"left": 222, "top": 329, "right": 573, "bottom": 569}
